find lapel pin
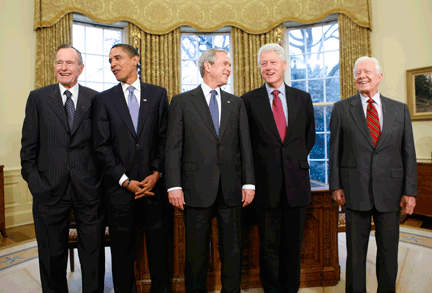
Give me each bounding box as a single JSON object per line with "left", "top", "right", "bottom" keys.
{"left": 143, "top": 99, "right": 147, "bottom": 102}
{"left": 227, "top": 101, "right": 231, "bottom": 103}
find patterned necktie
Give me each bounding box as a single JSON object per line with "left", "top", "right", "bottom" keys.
{"left": 272, "top": 90, "right": 287, "bottom": 141}
{"left": 209, "top": 90, "right": 219, "bottom": 136}
{"left": 64, "top": 90, "right": 75, "bottom": 132}
{"left": 367, "top": 98, "right": 381, "bottom": 147}
{"left": 127, "top": 86, "right": 139, "bottom": 133}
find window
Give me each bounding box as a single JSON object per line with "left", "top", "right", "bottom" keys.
{"left": 72, "top": 15, "right": 126, "bottom": 92}
{"left": 181, "top": 32, "right": 231, "bottom": 93}
{"left": 285, "top": 19, "right": 339, "bottom": 186}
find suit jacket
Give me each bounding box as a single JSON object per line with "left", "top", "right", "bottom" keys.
{"left": 329, "top": 93, "right": 417, "bottom": 212}
{"left": 21, "top": 83, "right": 100, "bottom": 204}
{"left": 93, "top": 82, "right": 168, "bottom": 200}
{"left": 241, "top": 83, "right": 315, "bottom": 208}
{"left": 165, "top": 86, "right": 255, "bottom": 208}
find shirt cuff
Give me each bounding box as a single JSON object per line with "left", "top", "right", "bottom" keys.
{"left": 119, "top": 174, "right": 129, "bottom": 186}
{"left": 242, "top": 184, "right": 255, "bottom": 190}
{"left": 167, "top": 187, "right": 182, "bottom": 192}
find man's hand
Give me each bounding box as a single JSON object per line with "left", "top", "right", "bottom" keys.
{"left": 135, "top": 172, "right": 160, "bottom": 199}
{"left": 168, "top": 189, "right": 185, "bottom": 210}
{"left": 122, "top": 179, "right": 144, "bottom": 195}
{"left": 242, "top": 189, "right": 255, "bottom": 207}
{"left": 332, "top": 189, "right": 345, "bottom": 205}
{"left": 400, "top": 195, "right": 416, "bottom": 215}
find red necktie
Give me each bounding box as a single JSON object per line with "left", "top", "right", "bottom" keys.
{"left": 272, "top": 90, "right": 287, "bottom": 141}
{"left": 366, "top": 98, "right": 381, "bottom": 147}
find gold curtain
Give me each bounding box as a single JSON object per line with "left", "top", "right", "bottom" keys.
{"left": 338, "top": 13, "right": 371, "bottom": 99}
{"left": 232, "top": 25, "right": 283, "bottom": 96}
{"left": 129, "top": 24, "right": 181, "bottom": 100}
{"left": 35, "top": 13, "right": 72, "bottom": 89}
{"left": 34, "top": 0, "right": 371, "bottom": 34}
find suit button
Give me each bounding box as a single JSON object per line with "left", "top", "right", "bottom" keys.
{"left": 67, "top": 166, "right": 70, "bottom": 170}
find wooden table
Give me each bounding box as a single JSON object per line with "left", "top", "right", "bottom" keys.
{"left": 133, "top": 188, "right": 340, "bottom": 291}
{"left": 0, "top": 165, "right": 7, "bottom": 238}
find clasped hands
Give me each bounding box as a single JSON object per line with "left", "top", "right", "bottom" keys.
{"left": 122, "top": 171, "right": 160, "bottom": 199}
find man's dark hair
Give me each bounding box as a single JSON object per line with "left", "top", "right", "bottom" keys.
{"left": 111, "top": 44, "right": 140, "bottom": 66}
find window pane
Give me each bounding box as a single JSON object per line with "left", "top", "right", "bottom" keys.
{"left": 314, "top": 106, "right": 324, "bottom": 132}
{"left": 323, "top": 24, "right": 339, "bottom": 51}
{"left": 104, "top": 63, "right": 117, "bottom": 83}
{"left": 182, "top": 60, "right": 199, "bottom": 84}
{"left": 85, "top": 55, "right": 104, "bottom": 82}
{"left": 307, "top": 53, "right": 324, "bottom": 79}
{"left": 310, "top": 133, "right": 325, "bottom": 159}
{"left": 198, "top": 35, "right": 213, "bottom": 54}
{"left": 214, "top": 35, "right": 229, "bottom": 50}
{"left": 104, "top": 30, "right": 122, "bottom": 55}
{"left": 181, "top": 35, "right": 197, "bottom": 59}
{"left": 85, "top": 27, "right": 103, "bottom": 55}
{"left": 288, "top": 29, "right": 305, "bottom": 55}
{"left": 291, "top": 80, "right": 306, "bottom": 92}
{"left": 290, "top": 55, "right": 306, "bottom": 80}
{"left": 85, "top": 82, "right": 104, "bottom": 92}
{"left": 309, "top": 79, "right": 324, "bottom": 103}
{"left": 310, "top": 161, "right": 325, "bottom": 183}
{"left": 73, "top": 24, "right": 85, "bottom": 52}
{"left": 326, "top": 105, "right": 333, "bottom": 132}
{"left": 325, "top": 78, "right": 340, "bottom": 103}
{"left": 325, "top": 51, "right": 339, "bottom": 77}
{"left": 306, "top": 27, "right": 323, "bottom": 53}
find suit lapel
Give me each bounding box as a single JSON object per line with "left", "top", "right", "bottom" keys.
{"left": 255, "top": 85, "right": 283, "bottom": 143}
{"left": 70, "top": 85, "right": 91, "bottom": 136}
{"left": 218, "top": 90, "right": 232, "bottom": 139}
{"left": 283, "top": 85, "right": 298, "bottom": 145}
{"left": 376, "top": 95, "right": 393, "bottom": 149}
{"left": 349, "top": 94, "right": 374, "bottom": 148}
{"left": 47, "top": 85, "right": 69, "bottom": 131}
{"left": 136, "top": 82, "right": 151, "bottom": 138}
{"left": 111, "top": 84, "right": 137, "bottom": 138}
{"left": 190, "top": 86, "right": 218, "bottom": 139}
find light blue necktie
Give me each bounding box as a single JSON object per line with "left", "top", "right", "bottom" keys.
{"left": 209, "top": 90, "right": 219, "bottom": 136}
{"left": 127, "top": 86, "right": 139, "bottom": 133}
{"left": 64, "top": 90, "right": 75, "bottom": 132}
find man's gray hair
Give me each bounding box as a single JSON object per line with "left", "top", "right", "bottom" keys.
{"left": 54, "top": 44, "right": 84, "bottom": 65}
{"left": 353, "top": 56, "right": 382, "bottom": 78}
{"left": 257, "top": 43, "right": 287, "bottom": 66}
{"left": 198, "top": 48, "right": 229, "bottom": 77}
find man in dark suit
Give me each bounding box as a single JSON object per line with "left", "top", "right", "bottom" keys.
{"left": 20, "top": 44, "right": 104, "bottom": 293}
{"left": 93, "top": 44, "right": 169, "bottom": 293}
{"left": 165, "top": 48, "right": 255, "bottom": 293}
{"left": 329, "top": 56, "right": 417, "bottom": 293}
{"left": 241, "top": 43, "right": 315, "bottom": 293}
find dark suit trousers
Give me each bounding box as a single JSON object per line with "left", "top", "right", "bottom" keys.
{"left": 105, "top": 187, "right": 169, "bottom": 293}
{"left": 33, "top": 181, "right": 105, "bottom": 293}
{"left": 255, "top": 194, "right": 307, "bottom": 293}
{"left": 345, "top": 207, "right": 401, "bottom": 293}
{"left": 184, "top": 189, "right": 242, "bottom": 293}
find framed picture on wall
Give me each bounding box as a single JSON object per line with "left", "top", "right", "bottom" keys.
{"left": 406, "top": 66, "right": 432, "bottom": 121}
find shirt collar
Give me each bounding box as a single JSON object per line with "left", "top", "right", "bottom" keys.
{"left": 265, "top": 83, "right": 286, "bottom": 98}
{"left": 360, "top": 91, "right": 381, "bottom": 106}
{"left": 201, "top": 82, "right": 221, "bottom": 97}
{"left": 59, "top": 83, "right": 79, "bottom": 98}
{"left": 121, "top": 79, "right": 141, "bottom": 95}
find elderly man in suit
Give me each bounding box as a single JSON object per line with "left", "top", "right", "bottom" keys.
{"left": 241, "top": 43, "right": 315, "bottom": 293}
{"left": 21, "top": 44, "right": 104, "bottom": 293}
{"left": 329, "top": 56, "right": 417, "bottom": 293}
{"left": 165, "top": 48, "right": 255, "bottom": 293}
{"left": 93, "top": 44, "right": 169, "bottom": 293}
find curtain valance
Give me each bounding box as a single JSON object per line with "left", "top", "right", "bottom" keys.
{"left": 34, "top": 0, "right": 372, "bottom": 34}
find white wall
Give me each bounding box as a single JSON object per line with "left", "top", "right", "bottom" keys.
{"left": 371, "top": 0, "right": 432, "bottom": 162}
{"left": 0, "top": 0, "right": 36, "bottom": 227}
{"left": 0, "top": 0, "right": 430, "bottom": 228}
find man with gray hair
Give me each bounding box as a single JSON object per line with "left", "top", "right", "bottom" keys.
{"left": 241, "top": 43, "right": 315, "bottom": 292}
{"left": 329, "top": 56, "right": 417, "bottom": 292}
{"left": 166, "top": 48, "right": 255, "bottom": 292}
{"left": 21, "top": 44, "right": 104, "bottom": 292}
